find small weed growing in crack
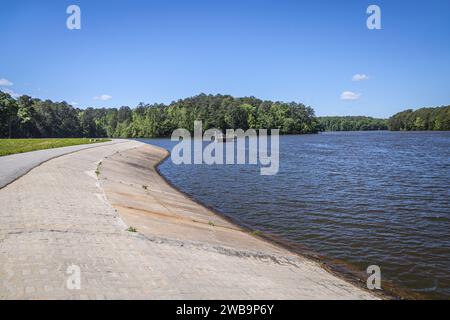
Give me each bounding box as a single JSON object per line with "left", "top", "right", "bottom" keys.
{"left": 126, "top": 226, "right": 137, "bottom": 233}
{"left": 251, "top": 230, "right": 262, "bottom": 236}
{"left": 95, "top": 161, "right": 102, "bottom": 176}
{"left": 142, "top": 185, "right": 148, "bottom": 190}
{"left": 208, "top": 221, "right": 215, "bottom": 227}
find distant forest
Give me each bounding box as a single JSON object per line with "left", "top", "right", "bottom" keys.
{"left": 0, "top": 92, "right": 318, "bottom": 138}
{"left": 1, "top": 90, "right": 449, "bottom": 138}
{"left": 389, "top": 106, "right": 450, "bottom": 131}
{"left": 317, "top": 116, "right": 388, "bottom": 131}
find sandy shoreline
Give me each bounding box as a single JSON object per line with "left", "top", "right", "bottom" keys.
{"left": 0, "top": 139, "right": 380, "bottom": 299}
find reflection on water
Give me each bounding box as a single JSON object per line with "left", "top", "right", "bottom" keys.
{"left": 139, "top": 131, "right": 450, "bottom": 299}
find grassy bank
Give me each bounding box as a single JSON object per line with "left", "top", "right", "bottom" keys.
{"left": 0, "top": 138, "right": 111, "bottom": 157}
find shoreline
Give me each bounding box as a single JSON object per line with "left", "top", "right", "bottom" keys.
{"left": 98, "top": 141, "right": 381, "bottom": 299}
{"left": 0, "top": 140, "right": 382, "bottom": 299}
{"left": 154, "top": 148, "right": 407, "bottom": 300}
{"left": 155, "top": 149, "right": 427, "bottom": 300}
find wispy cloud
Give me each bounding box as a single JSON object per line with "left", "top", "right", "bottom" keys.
{"left": 340, "top": 91, "right": 361, "bottom": 101}
{"left": 352, "top": 74, "right": 369, "bottom": 81}
{"left": 70, "top": 101, "right": 79, "bottom": 106}
{"left": 0, "top": 78, "right": 13, "bottom": 86}
{"left": 93, "top": 94, "right": 112, "bottom": 101}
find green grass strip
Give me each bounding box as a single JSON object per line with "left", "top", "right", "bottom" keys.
{"left": 0, "top": 138, "right": 111, "bottom": 157}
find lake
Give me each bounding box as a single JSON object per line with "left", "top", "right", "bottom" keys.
{"left": 140, "top": 131, "right": 450, "bottom": 299}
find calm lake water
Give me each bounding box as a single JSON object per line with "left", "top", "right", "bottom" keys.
{"left": 140, "top": 131, "right": 450, "bottom": 299}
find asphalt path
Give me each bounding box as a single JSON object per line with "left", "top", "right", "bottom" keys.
{"left": 0, "top": 139, "right": 126, "bottom": 189}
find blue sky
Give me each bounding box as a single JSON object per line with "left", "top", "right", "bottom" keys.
{"left": 1, "top": 0, "right": 449, "bottom": 117}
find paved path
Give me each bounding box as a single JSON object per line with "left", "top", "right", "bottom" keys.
{"left": 0, "top": 140, "right": 125, "bottom": 189}
{"left": 0, "top": 140, "right": 379, "bottom": 299}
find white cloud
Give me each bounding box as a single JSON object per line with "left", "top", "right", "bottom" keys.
{"left": 0, "top": 78, "right": 13, "bottom": 86}
{"left": 70, "top": 101, "right": 79, "bottom": 106}
{"left": 352, "top": 74, "right": 369, "bottom": 81}
{"left": 340, "top": 91, "right": 361, "bottom": 101}
{"left": 93, "top": 94, "right": 112, "bottom": 101}
{"left": 1, "top": 88, "right": 20, "bottom": 98}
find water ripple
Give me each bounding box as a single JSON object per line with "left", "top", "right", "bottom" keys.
{"left": 141, "top": 131, "right": 450, "bottom": 299}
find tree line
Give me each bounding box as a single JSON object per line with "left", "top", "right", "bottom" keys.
{"left": 2, "top": 90, "right": 449, "bottom": 138}
{"left": 0, "top": 91, "right": 319, "bottom": 138}
{"left": 388, "top": 106, "right": 450, "bottom": 131}
{"left": 317, "top": 116, "right": 388, "bottom": 132}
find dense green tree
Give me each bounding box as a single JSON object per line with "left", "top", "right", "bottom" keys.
{"left": 16, "top": 95, "right": 39, "bottom": 137}
{"left": 23, "top": 91, "right": 450, "bottom": 138}
{"left": 0, "top": 91, "right": 18, "bottom": 138}
{"left": 118, "top": 106, "right": 132, "bottom": 124}
{"left": 389, "top": 106, "right": 450, "bottom": 131}
{"left": 105, "top": 108, "right": 118, "bottom": 137}
{"left": 79, "top": 108, "right": 98, "bottom": 138}
{"left": 318, "top": 116, "right": 389, "bottom": 132}
{"left": 225, "top": 104, "right": 249, "bottom": 130}
{"left": 3, "top": 90, "right": 449, "bottom": 139}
